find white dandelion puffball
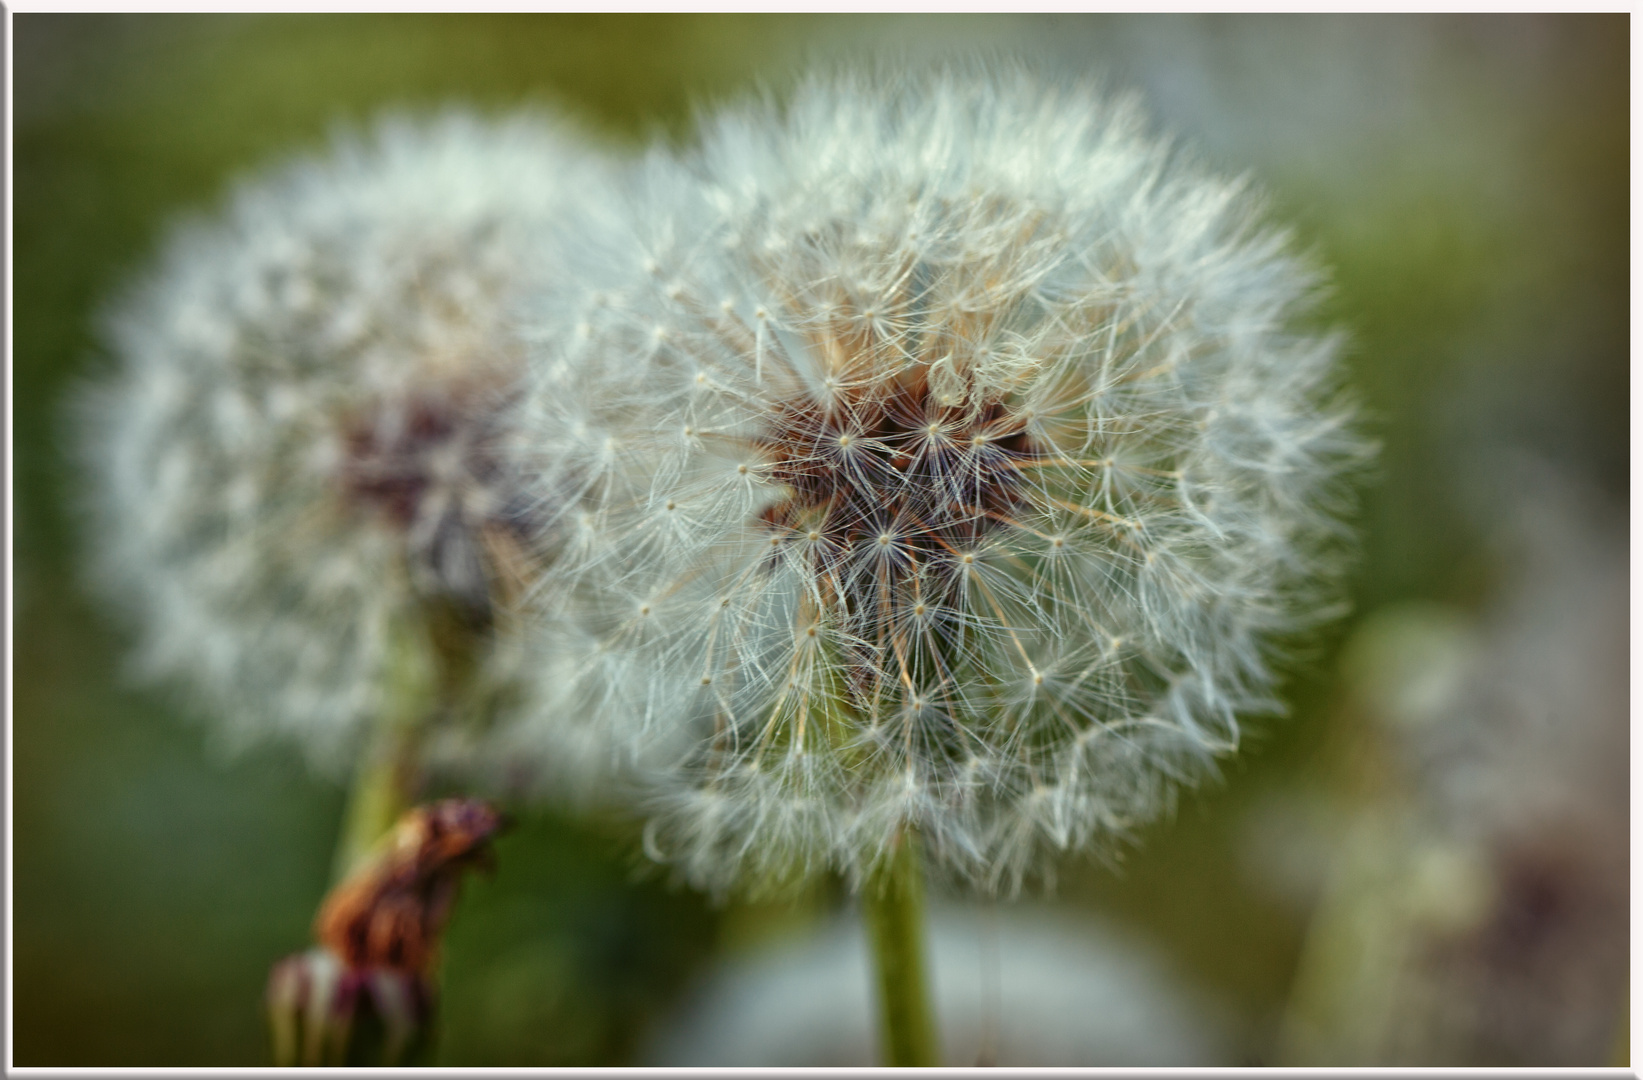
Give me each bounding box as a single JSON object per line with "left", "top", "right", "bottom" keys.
{"left": 82, "top": 111, "right": 605, "bottom": 774}
{"left": 519, "top": 69, "right": 1366, "bottom": 893}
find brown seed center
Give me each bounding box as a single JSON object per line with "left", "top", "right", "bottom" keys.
{"left": 755, "top": 365, "right": 1038, "bottom": 650}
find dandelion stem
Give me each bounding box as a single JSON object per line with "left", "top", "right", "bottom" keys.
{"left": 863, "top": 829, "right": 939, "bottom": 1067}
{"left": 331, "top": 724, "right": 421, "bottom": 882}
{"left": 331, "top": 614, "right": 436, "bottom": 882}
{"left": 291, "top": 614, "right": 442, "bottom": 1067}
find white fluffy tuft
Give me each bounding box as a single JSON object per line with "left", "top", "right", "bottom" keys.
{"left": 518, "top": 68, "right": 1369, "bottom": 896}
{"left": 80, "top": 110, "right": 606, "bottom": 777}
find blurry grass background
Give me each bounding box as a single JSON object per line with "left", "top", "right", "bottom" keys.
{"left": 13, "top": 14, "right": 1626, "bottom": 1066}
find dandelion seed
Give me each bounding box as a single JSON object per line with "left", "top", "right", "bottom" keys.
{"left": 79, "top": 111, "right": 605, "bottom": 776}
{"left": 520, "top": 68, "right": 1367, "bottom": 896}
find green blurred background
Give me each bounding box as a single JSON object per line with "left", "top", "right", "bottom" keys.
{"left": 14, "top": 14, "right": 1627, "bottom": 1066}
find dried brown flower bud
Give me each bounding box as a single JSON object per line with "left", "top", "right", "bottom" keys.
{"left": 267, "top": 947, "right": 432, "bottom": 1066}
{"left": 315, "top": 798, "right": 507, "bottom": 973}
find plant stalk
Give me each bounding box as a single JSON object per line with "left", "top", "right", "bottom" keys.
{"left": 331, "top": 723, "right": 423, "bottom": 883}
{"left": 863, "top": 829, "right": 938, "bottom": 1067}
{"left": 331, "top": 615, "right": 437, "bottom": 882}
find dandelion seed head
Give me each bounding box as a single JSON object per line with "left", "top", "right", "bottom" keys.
{"left": 521, "top": 67, "right": 1368, "bottom": 895}
{"left": 80, "top": 111, "right": 606, "bottom": 776}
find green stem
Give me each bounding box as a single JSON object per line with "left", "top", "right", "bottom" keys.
{"left": 331, "top": 615, "right": 437, "bottom": 882}
{"left": 863, "top": 830, "right": 939, "bottom": 1067}
{"left": 331, "top": 723, "right": 422, "bottom": 883}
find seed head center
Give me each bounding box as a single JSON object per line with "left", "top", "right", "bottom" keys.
{"left": 754, "top": 367, "right": 1037, "bottom": 620}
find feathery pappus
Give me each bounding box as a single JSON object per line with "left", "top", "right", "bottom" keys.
{"left": 80, "top": 111, "right": 604, "bottom": 776}
{"left": 515, "top": 67, "right": 1369, "bottom": 895}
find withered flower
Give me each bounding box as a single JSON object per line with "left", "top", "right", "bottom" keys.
{"left": 267, "top": 799, "right": 506, "bottom": 1066}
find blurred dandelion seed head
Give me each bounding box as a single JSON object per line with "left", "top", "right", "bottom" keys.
{"left": 520, "top": 67, "right": 1369, "bottom": 896}
{"left": 81, "top": 110, "right": 602, "bottom": 773}
{"left": 336, "top": 373, "right": 535, "bottom": 622}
